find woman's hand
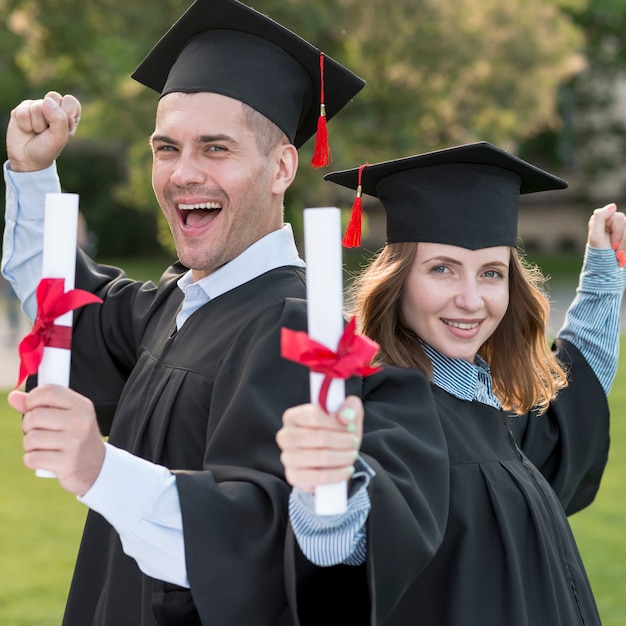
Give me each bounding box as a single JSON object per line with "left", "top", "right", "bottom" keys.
{"left": 276, "top": 396, "right": 363, "bottom": 492}
{"left": 588, "top": 203, "right": 626, "bottom": 267}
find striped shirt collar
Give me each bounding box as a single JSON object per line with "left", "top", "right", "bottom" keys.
{"left": 422, "top": 342, "right": 502, "bottom": 409}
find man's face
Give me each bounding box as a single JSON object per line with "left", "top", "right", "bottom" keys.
{"left": 151, "top": 92, "right": 288, "bottom": 281}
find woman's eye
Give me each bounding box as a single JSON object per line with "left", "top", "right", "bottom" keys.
{"left": 484, "top": 269, "right": 503, "bottom": 279}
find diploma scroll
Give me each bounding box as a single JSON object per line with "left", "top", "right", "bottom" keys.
{"left": 304, "top": 207, "right": 348, "bottom": 515}
{"left": 36, "top": 193, "right": 80, "bottom": 478}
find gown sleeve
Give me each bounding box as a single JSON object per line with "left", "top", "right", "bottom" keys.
{"left": 286, "top": 366, "right": 450, "bottom": 625}
{"left": 44, "top": 249, "right": 184, "bottom": 434}
{"left": 508, "top": 338, "right": 610, "bottom": 515}
{"left": 510, "top": 247, "right": 620, "bottom": 515}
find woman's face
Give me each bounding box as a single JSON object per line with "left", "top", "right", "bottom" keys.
{"left": 401, "top": 242, "right": 511, "bottom": 361}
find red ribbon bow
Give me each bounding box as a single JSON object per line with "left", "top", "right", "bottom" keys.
{"left": 281, "top": 316, "right": 381, "bottom": 412}
{"left": 16, "top": 278, "right": 103, "bottom": 388}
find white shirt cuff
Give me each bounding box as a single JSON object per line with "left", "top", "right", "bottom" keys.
{"left": 79, "top": 442, "right": 176, "bottom": 535}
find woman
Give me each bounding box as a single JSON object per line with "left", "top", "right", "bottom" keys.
{"left": 278, "top": 142, "right": 625, "bottom": 625}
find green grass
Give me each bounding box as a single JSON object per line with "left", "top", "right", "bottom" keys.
{"left": 0, "top": 400, "right": 86, "bottom": 625}
{"left": 1, "top": 339, "right": 624, "bottom": 624}
{"left": 525, "top": 250, "right": 584, "bottom": 280}
{"left": 569, "top": 336, "right": 626, "bottom": 624}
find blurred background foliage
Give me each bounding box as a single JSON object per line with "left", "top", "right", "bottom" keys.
{"left": 1, "top": 0, "right": 626, "bottom": 257}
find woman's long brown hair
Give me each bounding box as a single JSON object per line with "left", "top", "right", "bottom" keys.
{"left": 348, "top": 242, "right": 568, "bottom": 414}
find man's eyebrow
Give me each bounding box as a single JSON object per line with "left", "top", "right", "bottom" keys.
{"left": 196, "top": 134, "right": 237, "bottom": 144}
{"left": 150, "top": 134, "right": 176, "bottom": 146}
{"left": 150, "top": 134, "right": 237, "bottom": 145}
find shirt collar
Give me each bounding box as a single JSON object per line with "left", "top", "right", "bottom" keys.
{"left": 422, "top": 342, "right": 493, "bottom": 402}
{"left": 177, "top": 223, "right": 304, "bottom": 299}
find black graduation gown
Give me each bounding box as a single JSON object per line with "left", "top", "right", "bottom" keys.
{"left": 62, "top": 254, "right": 310, "bottom": 625}
{"left": 289, "top": 340, "right": 609, "bottom": 626}
{"left": 287, "top": 366, "right": 451, "bottom": 626}
{"left": 59, "top": 252, "right": 452, "bottom": 626}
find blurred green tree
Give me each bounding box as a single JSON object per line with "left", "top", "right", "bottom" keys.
{"left": 523, "top": 0, "right": 626, "bottom": 203}
{"left": 1, "top": 0, "right": 587, "bottom": 255}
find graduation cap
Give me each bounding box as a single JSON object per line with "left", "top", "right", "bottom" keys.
{"left": 131, "top": 0, "right": 365, "bottom": 165}
{"left": 324, "top": 142, "right": 568, "bottom": 249}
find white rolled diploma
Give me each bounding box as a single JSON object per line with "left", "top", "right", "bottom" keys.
{"left": 303, "top": 207, "right": 348, "bottom": 515}
{"left": 36, "top": 193, "right": 80, "bottom": 478}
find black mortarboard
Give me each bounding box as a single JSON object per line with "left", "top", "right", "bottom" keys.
{"left": 325, "top": 142, "right": 568, "bottom": 249}
{"left": 131, "top": 0, "right": 364, "bottom": 158}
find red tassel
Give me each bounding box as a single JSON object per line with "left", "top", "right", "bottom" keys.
{"left": 311, "top": 108, "right": 330, "bottom": 168}
{"left": 342, "top": 163, "right": 368, "bottom": 248}
{"left": 342, "top": 191, "right": 362, "bottom": 247}
{"left": 311, "top": 53, "right": 331, "bottom": 168}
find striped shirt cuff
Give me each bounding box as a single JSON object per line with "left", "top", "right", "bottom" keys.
{"left": 289, "top": 457, "right": 374, "bottom": 566}
{"left": 558, "top": 246, "right": 624, "bottom": 394}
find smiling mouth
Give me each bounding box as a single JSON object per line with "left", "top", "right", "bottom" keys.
{"left": 178, "top": 202, "right": 222, "bottom": 226}
{"left": 442, "top": 319, "right": 480, "bottom": 330}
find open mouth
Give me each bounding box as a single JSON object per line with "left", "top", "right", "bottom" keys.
{"left": 178, "top": 202, "right": 222, "bottom": 227}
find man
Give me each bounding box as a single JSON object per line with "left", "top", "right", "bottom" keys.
{"left": 3, "top": 0, "right": 366, "bottom": 623}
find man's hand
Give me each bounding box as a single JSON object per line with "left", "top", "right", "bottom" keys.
{"left": 7, "top": 91, "right": 81, "bottom": 172}
{"left": 9, "top": 384, "right": 105, "bottom": 496}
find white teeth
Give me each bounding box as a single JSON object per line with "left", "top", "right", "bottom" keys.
{"left": 178, "top": 202, "right": 221, "bottom": 210}
{"left": 444, "top": 320, "right": 479, "bottom": 330}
